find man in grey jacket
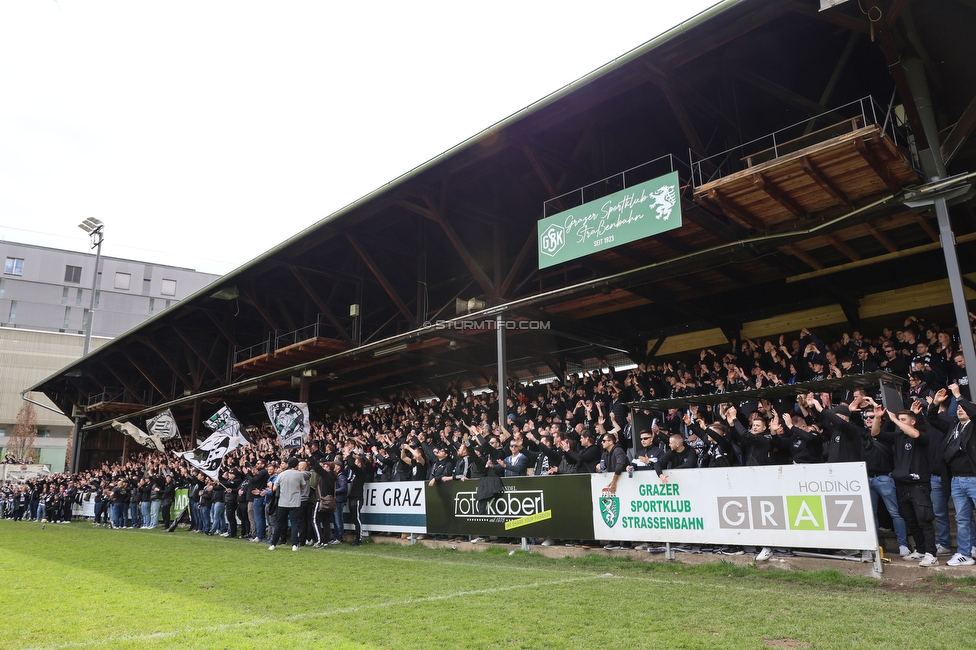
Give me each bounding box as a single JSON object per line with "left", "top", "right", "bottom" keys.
{"left": 268, "top": 457, "right": 307, "bottom": 552}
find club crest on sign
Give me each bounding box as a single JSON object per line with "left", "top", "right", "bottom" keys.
{"left": 540, "top": 224, "right": 566, "bottom": 257}
{"left": 600, "top": 495, "right": 620, "bottom": 528}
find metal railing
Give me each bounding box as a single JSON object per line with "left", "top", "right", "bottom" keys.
{"left": 690, "top": 95, "right": 914, "bottom": 188}
{"left": 86, "top": 388, "right": 127, "bottom": 407}
{"left": 234, "top": 315, "right": 324, "bottom": 365}
{"left": 543, "top": 153, "right": 688, "bottom": 218}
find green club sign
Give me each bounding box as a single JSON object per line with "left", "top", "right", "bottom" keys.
{"left": 538, "top": 171, "right": 682, "bottom": 269}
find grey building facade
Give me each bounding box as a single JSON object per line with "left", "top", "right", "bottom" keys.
{"left": 0, "top": 241, "right": 220, "bottom": 471}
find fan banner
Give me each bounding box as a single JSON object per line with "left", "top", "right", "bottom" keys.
{"left": 263, "top": 400, "right": 310, "bottom": 448}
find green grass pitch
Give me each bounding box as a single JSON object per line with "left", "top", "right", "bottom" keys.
{"left": 2, "top": 520, "right": 974, "bottom": 649}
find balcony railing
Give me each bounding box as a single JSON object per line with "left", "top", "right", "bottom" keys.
{"left": 690, "top": 95, "right": 915, "bottom": 188}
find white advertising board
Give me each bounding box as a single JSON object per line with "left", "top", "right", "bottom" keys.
{"left": 356, "top": 481, "right": 426, "bottom": 533}
{"left": 591, "top": 463, "right": 877, "bottom": 551}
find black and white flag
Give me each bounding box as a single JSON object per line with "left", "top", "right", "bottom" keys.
{"left": 203, "top": 404, "right": 251, "bottom": 447}
{"left": 111, "top": 420, "right": 166, "bottom": 452}
{"left": 264, "top": 400, "right": 310, "bottom": 448}
{"left": 146, "top": 408, "right": 180, "bottom": 440}
{"left": 174, "top": 406, "right": 250, "bottom": 479}
{"left": 174, "top": 431, "right": 233, "bottom": 480}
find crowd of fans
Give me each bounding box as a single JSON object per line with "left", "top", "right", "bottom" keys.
{"left": 3, "top": 313, "right": 976, "bottom": 569}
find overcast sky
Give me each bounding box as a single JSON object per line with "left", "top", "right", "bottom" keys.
{"left": 0, "top": 0, "right": 719, "bottom": 276}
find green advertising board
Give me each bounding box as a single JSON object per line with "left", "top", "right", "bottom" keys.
{"left": 425, "top": 474, "right": 594, "bottom": 538}
{"left": 537, "top": 171, "right": 681, "bottom": 269}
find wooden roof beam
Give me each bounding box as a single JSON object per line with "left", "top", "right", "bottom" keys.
{"left": 778, "top": 245, "right": 823, "bottom": 271}
{"left": 136, "top": 336, "right": 192, "bottom": 390}
{"left": 706, "top": 189, "right": 765, "bottom": 231}
{"left": 499, "top": 228, "right": 536, "bottom": 299}
{"left": 286, "top": 265, "right": 353, "bottom": 344}
{"left": 799, "top": 156, "right": 851, "bottom": 207}
{"left": 640, "top": 61, "right": 706, "bottom": 156}
{"left": 865, "top": 222, "right": 898, "bottom": 253}
{"left": 120, "top": 350, "right": 169, "bottom": 402}
{"left": 941, "top": 93, "right": 976, "bottom": 167}
{"left": 102, "top": 363, "right": 145, "bottom": 407}
{"left": 752, "top": 172, "right": 806, "bottom": 217}
{"left": 854, "top": 137, "right": 903, "bottom": 192}
{"left": 420, "top": 195, "right": 496, "bottom": 300}
{"left": 346, "top": 234, "right": 415, "bottom": 324}
{"left": 522, "top": 145, "right": 560, "bottom": 205}
{"left": 824, "top": 234, "right": 861, "bottom": 262}
{"left": 913, "top": 213, "right": 939, "bottom": 243}
{"left": 173, "top": 326, "right": 226, "bottom": 385}
{"left": 733, "top": 68, "right": 849, "bottom": 122}
{"left": 864, "top": 0, "right": 929, "bottom": 151}
{"left": 788, "top": 1, "right": 870, "bottom": 34}
{"left": 239, "top": 284, "right": 281, "bottom": 331}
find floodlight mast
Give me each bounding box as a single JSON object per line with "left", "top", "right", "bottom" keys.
{"left": 72, "top": 218, "right": 103, "bottom": 472}
{"left": 77, "top": 218, "right": 103, "bottom": 356}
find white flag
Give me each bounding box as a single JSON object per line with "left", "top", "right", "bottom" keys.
{"left": 264, "top": 400, "right": 310, "bottom": 448}
{"left": 147, "top": 409, "right": 180, "bottom": 440}
{"left": 111, "top": 420, "right": 166, "bottom": 452}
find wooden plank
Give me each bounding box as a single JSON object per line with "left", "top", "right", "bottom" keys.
{"left": 707, "top": 189, "right": 765, "bottom": 230}
{"left": 777, "top": 244, "right": 822, "bottom": 271}
{"left": 854, "top": 137, "right": 902, "bottom": 193}
{"left": 752, "top": 172, "right": 806, "bottom": 217}
{"left": 799, "top": 155, "right": 850, "bottom": 206}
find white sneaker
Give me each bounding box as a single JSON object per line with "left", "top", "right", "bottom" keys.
{"left": 899, "top": 545, "right": 911, "bottom": 558}
{"left": 633, "top": 544, "right": 648, "bottom": 551}
{"left": 267, "top": 545, "right": 275, "bottom": 551}
{"left": 292, "top": 545, "right": 299, "bottom": 552}
{"left": 946, "top": 553, "right": 975, "bottom": 566}
{"left": 756, "top": 547, "right": 773, "bottom": 562}
{"left": 907, "top": 551, "right": 924, "bottom": 560}
{"left": 471, "top": 537, "right": 485, "bottom": 543}
{"left": 936, "top": 544, "right": 952, "bottom": 556}
{"left": 918, "top": 553, "right": 939, "bottom": 567}
{"left": 541, "top": 538, "right": 554, "bottom": 547}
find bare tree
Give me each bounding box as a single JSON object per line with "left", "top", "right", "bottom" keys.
{"left": 10, "top": 398, "right": 38, "bottom": 463}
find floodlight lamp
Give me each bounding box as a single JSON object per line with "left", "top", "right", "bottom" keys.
{"left": 78, "top": 217, "right": 103, "bottom": 234}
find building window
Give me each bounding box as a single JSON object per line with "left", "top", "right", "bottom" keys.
{"left": 114, "top": 272, "right": 131, "bottom": 290}
{"left": 8, "top": 300, "right": 16, "bottom": 321}
{"left": 165, "top": 299, "right": 171, "bottom": 310}
{"left": 38, "top": 429, "right": 51, "bottom": 438}
{"left": 161, "top": 279, "right": 177, "bottom": 296}
{"left": 76, "top": 288, "right": 83, "bottom": 306}
{"left": 94, "top": 290, "right": 100, "bottom": 308}
{"left": 0, "top": 278, "right": 4, "bottom": 297}
{"left": 83, "top": 309, "right": 90, "bottom": 330}
{"left": 0, "top": 427, "right": 5, "bottom": 437}
{"left": 149, "top": 297, "right": 155, "bottom": 315}
{"left": 4, "top": 257, "right": 24, "bottom": 276}
{"left": 62, "top": 287, "right": 69, "bottom": 305}
{"left": 63, "top": 307, "right": 71, "bottom": 328}
{"left": 64, "top": 265, "right": 82, "bottom": 283}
